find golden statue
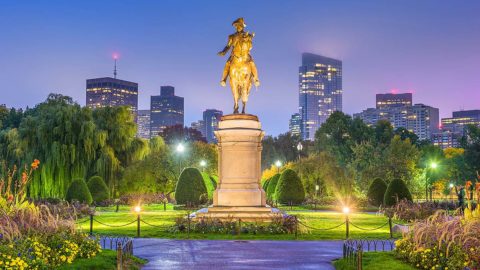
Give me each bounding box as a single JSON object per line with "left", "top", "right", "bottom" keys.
{"left": 218, "top": 18, "right": 260, "bottom": 114}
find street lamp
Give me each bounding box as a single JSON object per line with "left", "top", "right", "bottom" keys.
{"left": 199, "top": 160, "right": 207, "bottom": 172}
{"left": 296, "top": 142, "right": 303, "bottom": 160}
{"left": 275, "top": 160, "right": 282, "bottom": 174}
{"left": 176, "top": 143, "right": 185, "bottom": 175}
{"left": 449, "top": 183, "right": 454, "bottom": 202}
{"left": 425, "top": 162, "right": 438, "bottom": 202}
{"left": 314, "top": 184, "right": 320, "bottom": 210}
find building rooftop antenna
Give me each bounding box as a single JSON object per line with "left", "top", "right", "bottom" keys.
{"left": 113, "top": 53, "right": 119, "bottom": 79}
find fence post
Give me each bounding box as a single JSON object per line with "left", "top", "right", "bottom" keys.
{"left": 238, "top": 219, "right": 242, "bottom": 235}
{"left": 136, "top": 214, "right": 141, "bottom": 238}
{"left": 187, "top": 212, "right": 191, "bottom": 239}
{"left": 294, "top": 215, "right": 298, "bottom": 240}
{"left": 357, "top": 246, "right": 363, "bottom": 270}
{"left": 116, "top": 241, "right": 122, "bottom": 270}
{"left": 345, "top": 215, "right": 350, "bottom": 239}
{"left": 388, "top": 217, "right": 393, "bottom": 238}
{"left": 89, "top": 214, "right": 93, "bottom": 236}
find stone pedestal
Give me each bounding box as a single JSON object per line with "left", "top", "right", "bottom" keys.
{"left": 194, "top": 114, "right": 281, "bottom": 221}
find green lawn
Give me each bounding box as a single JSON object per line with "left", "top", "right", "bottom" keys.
{"left": 77, "top": 204, "right": 399, "bottom": 240}
{"left": 333, "top": 252, "right": 416, "bottom": 270}
{"left": 57, "top": 250, "right": 147, "bottom": 270}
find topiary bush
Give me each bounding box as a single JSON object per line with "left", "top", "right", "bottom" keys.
{"left": 266, "top": 174, "right": 281, "bottom": 201}
{"left": 275, "top": 169, "right": 305, "bottom": 205}
{"left": 66, "top": 179, "right": 93, "bottom": 204}
{"left": 175, "top": 167, "right": 208, "bottom": 206}
{"left": 201, "top": 172, "right": 216, "bottom": 200}
{"left": 367, "top": 178, "right": 388, "bottom": 207}
{"left": 209, "top": 175, "right": 218, "bottom": 189}
{"left": 262, "top": 178, "right": 270, "bottom": 191}
{"left": 383, "top": 178, "right": 412, "bottom": 206}
{"left": 87, "top": 176, "right": 110, "bottom": 204}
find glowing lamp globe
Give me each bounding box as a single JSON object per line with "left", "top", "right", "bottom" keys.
{"left": 342, "top": 207, "right": 350, "bottom": 214}
{"left": 134, "top": 206, "right": 141, "bottom": 213}
{"left": 176, "top": 143, "right": 185, "bottom": 153}
{"left": 275, "top": 160, "right": 282, "bottom": 167}
{"left": 430, "top": 162, "right": 438, "bottom": 169}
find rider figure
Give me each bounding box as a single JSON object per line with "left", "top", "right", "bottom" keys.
{"left": 218, "top": 18, "right": 260, "bottom": 87}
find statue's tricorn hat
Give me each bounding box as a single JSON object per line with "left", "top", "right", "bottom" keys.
{"left": 232, "top": 18, "right": 246, "bottom": 27}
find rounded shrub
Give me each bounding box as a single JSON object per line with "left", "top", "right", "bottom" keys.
{"left": 266, "top": 174, "right": 281, "bottom": 201}
{"left": 275, "top": 169, "right": 305, "bottom": 205}
{"left": 87, "top": 176, "right": 110, "bottom": 204}
{"left": 367, "top": 178, "right": 388, "bottom": 207}
{"left": 201, "top": 172, "right": 216, "bottom": 200}
{"left": 384, "top": 178, "right": 412, "bottom": 206}
{"left": 66, "top": 178, "right": 93, "bottom": 204}
{"left": 175, "top": 167, "right": 208, "bottom": 206}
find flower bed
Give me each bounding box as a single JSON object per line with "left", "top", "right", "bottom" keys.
{"left": 395, "top": 211, "right": 480, "bottom": 270}
{"left": 0, "top": 160, "right": 101, "bottom": 269}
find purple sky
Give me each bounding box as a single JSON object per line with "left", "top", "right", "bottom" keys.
{"left": 0, "top": 0, "right": 479, "bottom": 136}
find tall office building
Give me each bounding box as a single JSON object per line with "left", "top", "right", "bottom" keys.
{"left": 433, "top": 110, "right": 480, "bottom": 149}
{"left": 136, "top": 110, "right": 151, "bottom": 139}
{"left": 203, "top": 109, "right": 223, "bottom": 143}
{"left": 190, "top": 120, "right": 205, "bottom": 138}
{"left": 299, "top": 53, "right": 342, "bottom": 140}
{"left": 289, "top": 113, "right": 301, "bottom": 137}
{"left": 354, "top": 93, "right": 439, "bottom": 141}
{"left": 376, "top": 93, "right": 412, "bottom": 109}
{"left": 150, "top": 86, "right": 184, "bottom": 137}
{"left": 86, "top": 77, "right": 138, "bottom": 121}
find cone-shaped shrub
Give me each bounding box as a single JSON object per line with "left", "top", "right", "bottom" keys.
{"left": 66, "top": 178, "right": 93, "bottom": 204}
{"left": 262, "top": 178, "right": 270, "bottom": 191}
{"left": 384, "top": 178, "right": 412, "bottom": 206}
{"left": 175, "top": 167, "right": 208, "bottom": 206}
{"left": 209, "top": 175, "right": 218, "bottom": 189}
{"left": 275, "top": 169, "right": 305, "bottom": 205}
{"left": 87, "top": 176, "right": 110, "bottom": 203}
{"left": 201, "top": 172, "right": 216, "bottom": 200}
{"left": 266, "top": 174, "right": 281, "bottom": 201}
{"left": 367, "top": 178, "right": 388, "bottom": 207}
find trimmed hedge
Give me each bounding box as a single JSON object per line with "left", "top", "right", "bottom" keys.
{"left": 87, "top": 176, "right": 110, "bottom": 204}
{"left": 384, "top": 178, "right": 412, "bottom": 206}
{"left": 66, "top": 178, "right": 93, "bottom": 204}
{"left": 266, "top": 174, "right": 281, "bottom": 201}
{"left": 210, "top": 175, "right": 218, "bottom": 189}
{"left": 367, "top": 178, "right": 388, "bottom": 207}
{"left": 262, "top": 178, "right": 271, "bottom": 191}
{"left": 275, "top": 169, "right": 305, "bottom": 205}
{"left": 175, "top": 167, "right": 208, "bottom": 206}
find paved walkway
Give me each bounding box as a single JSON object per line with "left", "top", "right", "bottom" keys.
{"left": 133, "top": 239, "right": 344, "bottom": 270}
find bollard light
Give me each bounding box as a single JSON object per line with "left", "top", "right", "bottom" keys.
{"left": 134, "top": 206, "right": 142, "bottom": 213}
{"left": 342, "top": 207, "right": 350, "bottom": 215}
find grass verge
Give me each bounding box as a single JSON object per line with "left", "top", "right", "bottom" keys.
{"left": 57, "top": 249, "right": 147, "bottom": 270}
{"left": 333, "top": 252, "right": 416, "bottom": 270}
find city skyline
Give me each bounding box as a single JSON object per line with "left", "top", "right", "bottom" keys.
{"left": 1, "top": 1, "right": 480, "bottom": 136}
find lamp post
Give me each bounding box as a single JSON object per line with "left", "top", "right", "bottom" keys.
{"left": 275, "top": 160, "right": 282, "bottom": 174}
{"left": 296, "top": 142, "right": 303, "bottom": 160}
{"left": 343, "top": 207, "right": 350, "bottom": 239}
{"left": 449, "top": 183, "right": 454, "bottom": 202}
{"left": 425, "top": 162, "right": 438, "bottom": 202}
{"left": 199, "top": 160, "right": 207, "bottom": 172}
{"left": 314, "top": 184, "right": 319, "bottom": 210}
{"left": 176, "top": 143, "right": 185, "bottom": 175}
{"left": 134, "top": 206, "right": 142, "bottom": 238}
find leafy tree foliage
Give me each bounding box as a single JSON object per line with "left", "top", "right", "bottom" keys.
{"left": 174, "top": 167, "right": 207, "bottom": 206}
{"left": 66, "top": 178, "right": 93, "bottom": 204}
{"left": 461, "top": 125, "right": 480, "bottom": 179}
{"left": 367, "top": 178, "right": 387, "bottom": 206}
{"left": 275, "top": 169, "right": 305, "bottom": 205}
{"left": 261, "top": 132, "right": 300, "bottom": 170}
{"left": 384, "top": 178, "right": 412, "bottom": 206}
{"left": 87, "top": 176, "right": 110, "bottom": 203}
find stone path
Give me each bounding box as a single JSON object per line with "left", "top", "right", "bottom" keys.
{"left": 133, "top": 239, "right": 344, "bottom": 270}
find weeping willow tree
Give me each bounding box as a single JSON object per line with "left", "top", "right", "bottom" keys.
{"left": 0, "top": 94, "right": 148, "bottom": 199}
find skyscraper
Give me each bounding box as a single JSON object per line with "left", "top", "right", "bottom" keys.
{"left": 289, "top": 113, "right": 301, "bottom": 137}
{"left": 376, "top": 93, "right": 412, "bottom": 109}
{"left": 433, "top": 109, "right": 480, "bottom": 149}
{"left": 136, "top": 110, "right": 151, "bottom": 139}
{"left": 299, "top": 53, "right": 342, "bottom": 140}
{"left": 150, "top": 86, "right": 184, "bottom": 137}
{"left": 190, "top": 120, "right": 205, "bottom": 138}
{"left": 86, "top": 77, "right": 138, "bottom": 121}
{"left": 203, "top": 109, "right": 223, "bottom": 143}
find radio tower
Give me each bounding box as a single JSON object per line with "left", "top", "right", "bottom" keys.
{"left": 113, "top": 53, "right": 119, "bottom": 79}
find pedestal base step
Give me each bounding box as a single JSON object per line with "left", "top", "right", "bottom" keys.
{"left": 193, "top": 206, "right": 283, "bottom": 222}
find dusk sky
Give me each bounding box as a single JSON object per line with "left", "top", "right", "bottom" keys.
{"left": 1, "top": 0, "right": 479, "bottom": 136}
